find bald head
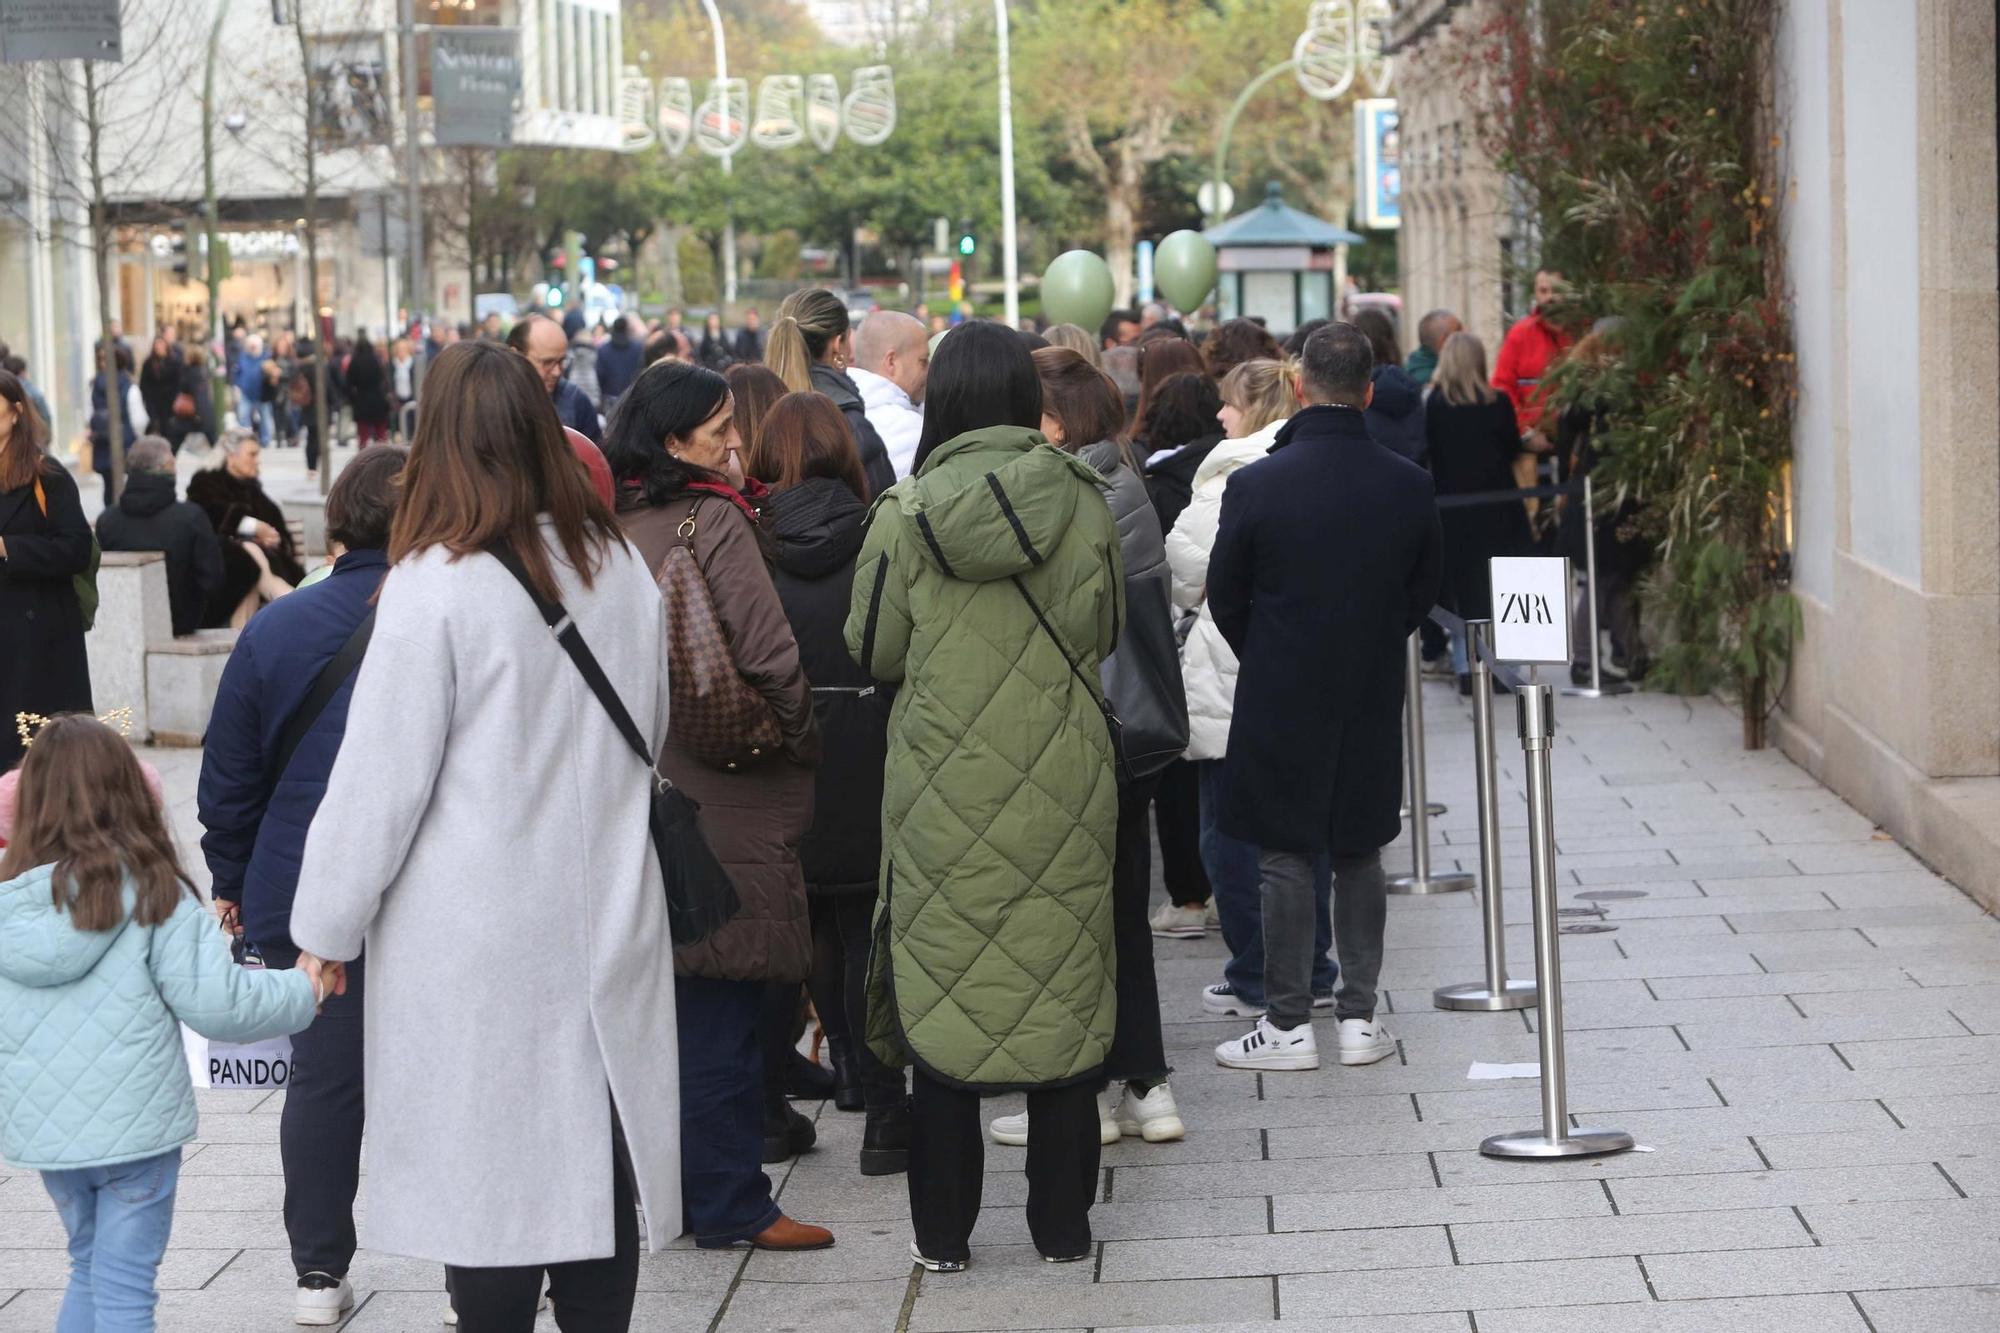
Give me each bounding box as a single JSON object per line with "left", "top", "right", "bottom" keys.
{"left": 854, "top": 311, "right": 930, "bottom": 404}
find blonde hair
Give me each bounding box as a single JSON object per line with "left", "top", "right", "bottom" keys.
{"left": 765, "top": 288, "right": 851, "bottom": 393}
{"left": 1043, "top": 324, "right": 1100, "bottom": 367}
{"left": 1430, "top": 332, "right": 1498, "bottom": 408}
{"left": 1219, "top": 358, "right": 1299, "bottom": 436}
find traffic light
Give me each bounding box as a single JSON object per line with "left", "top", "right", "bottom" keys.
{"left": 957, "top": 218, "right": 976, "bottom": 256}
{"left": 545, "top": 285, "right": 565, "bottom": 308}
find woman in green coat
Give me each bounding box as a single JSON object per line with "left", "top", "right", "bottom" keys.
{"left": 846, "top": 321, "right": 1123, "bottom": 1272}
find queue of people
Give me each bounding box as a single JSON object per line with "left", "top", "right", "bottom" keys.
{"left": 0, "top": 280, "right": 1662, "bottom": 1330}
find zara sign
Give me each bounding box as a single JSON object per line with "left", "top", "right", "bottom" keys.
{"left": 1488, "top": 556, "right": 1573, "bottom": 665}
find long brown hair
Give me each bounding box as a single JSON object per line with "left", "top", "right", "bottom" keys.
{"left": 0, "top": 368, "right": 50, "bottom": 493}
{"left": 0, "top": 716, "right": 192, "bottom": 932}
{"left": 725, "top": 364, "right": 788, "bottom": 456}
{"left": 1133, "top": 337, "right": 1204, "bottom": 437}
{"left": 389, "top": 340, "right": 620, "bottom": 604}
{"left": 1032, "top": 346, "right": 1136, "bottom": 469}
{"left": 747, "top": 392, "right": 868, "bottom": 500}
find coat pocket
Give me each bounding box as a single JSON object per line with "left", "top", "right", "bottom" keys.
{"left": 863, "top": 863, "right": 907, "bottom": 1069}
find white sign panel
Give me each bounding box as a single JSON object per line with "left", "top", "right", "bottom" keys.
{"left": 1489, "top": 556, "right": 1572, "bottom": 665}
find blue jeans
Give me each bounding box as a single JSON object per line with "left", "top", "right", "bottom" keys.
{"left": 41, "top": 1148, "right": 182, "bottom": 1332}
{"left": 250, "top": 398, "right": 276, "bottom": 445}
{"left": 1197, "top": 761, "right": 1336, "bottom": 1007}
{"left": 676, "top": 975, "right": 781, "bottom": 1246}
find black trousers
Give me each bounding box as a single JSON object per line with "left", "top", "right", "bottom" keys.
{"left": 446, "top": 1116, "right": 638, "bottom": 1333}
{"left": 1105, "top": 777, "right": 1169, "bottom": 1086}
{"left": 260, "top": 944, "right": 365, "bottom": 1279}
{"left": 1151, "top": 760, "right": 1210, "bottom": 908}
{"left": 908, "top": 1068, "right": 1098, "bottom": 1263}
{"left": 806, "top": 892, "right": 907, "bottom": 1110}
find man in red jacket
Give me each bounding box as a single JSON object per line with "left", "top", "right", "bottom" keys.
{"left": 1492, "top": 269, "right": 1573, "bottom": 464}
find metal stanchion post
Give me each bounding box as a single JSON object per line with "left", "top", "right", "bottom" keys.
{"left": 1435, "top": 620, "right": 1538, "bottom": 1011}
{"left": 1563, "top": 474, "right": 1632, "bottom": 699}
{"left": 1481, "top": 683, "right": 1633, "bottom": 1159}
{"left": 1390, "top": 633, "right": 1473, "bottom": 895}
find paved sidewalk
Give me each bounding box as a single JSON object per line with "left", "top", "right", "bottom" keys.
{"left": 4, "top": 685, "right": 1999, "bottom": 1330}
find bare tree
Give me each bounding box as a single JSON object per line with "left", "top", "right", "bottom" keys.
{"left": 8, "top": 0, "right": 205, "bottom": 499}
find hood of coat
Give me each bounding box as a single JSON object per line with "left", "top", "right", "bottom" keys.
{"left": 765, "top": 476, "right": 869, "bottom": 580}
{"left": 0, "top": 865, "right": 126, "bottom": 989}
{"left": 809, "top": 362, "right": 864, "bottom": 412}
{"left": 117, "top": 470, "right": 178, "bottom": 518}
{"left": 1191, "top": 417, "right": 1290, "bottom": 490}
{"left": 900, "top": 426, "right": 1098, "bottom": 583}
{"left": 1369, "top": 364, "right": 1423, "bottom": 422}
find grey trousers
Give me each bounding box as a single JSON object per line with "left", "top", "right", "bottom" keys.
{"left": 1260, "top": 847, "right": 1387, "bottom": 1029}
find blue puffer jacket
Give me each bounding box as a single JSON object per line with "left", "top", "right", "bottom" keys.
{"left": 199, "top": 548, "right": 385, "bottom": 952}
{"left": 0, "top": 868, "right": 316, "bottom": 1170}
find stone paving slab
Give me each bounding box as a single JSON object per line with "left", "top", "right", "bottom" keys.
{"left": 5, "top": 688, "right": 1998, "bottom": 1329}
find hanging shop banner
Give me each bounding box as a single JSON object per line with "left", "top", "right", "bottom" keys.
{"left": 432, "top": 27, "right": 520, "bottom": 148}
{"left": 1353, "top": 97, "right": 1401, "bottom": 231}
{"left": 0, "top": 0, "right": 121, "bottom": 62}
{"left": 310, "top": 35, "right": 392, "bottom": 148}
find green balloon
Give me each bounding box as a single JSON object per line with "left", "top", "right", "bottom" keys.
{"left": 1153, "top": 230, "right": 1218, "bottom": 314}
{"left": 1040, "top": 250, "right": 1116, "bottom": 332}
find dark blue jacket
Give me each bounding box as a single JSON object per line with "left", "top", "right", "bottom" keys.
{"left": 553, "top": 378, "right": 602, "bottom": 444}
{"left": 198, "top": 548, "right": 387, "bottom": 952}
{"left": 1209, "top": 405, "right": 1441, "bottom": 855}
{"left": 595, "top": 332, "right": 644, "bottom": 405}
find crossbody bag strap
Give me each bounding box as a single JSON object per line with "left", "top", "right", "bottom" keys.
{"left": 266, "top": 609, "right": 376, "bottom": 785}
{"left": 1010, "top": 575, "right": 1117, "bottom": 723}
{"left": 489, "top": 543, "right": 654, "bottom": 770}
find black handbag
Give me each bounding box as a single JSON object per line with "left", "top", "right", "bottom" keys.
{"left": 492, "top": 544, "right": 740, "bottom": 947}
{"left": 1098, "top": 566, "right": 1191, "bottom": 781}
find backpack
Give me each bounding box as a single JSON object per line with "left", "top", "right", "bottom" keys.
{"left": 287, "top": 367, "right": 313, "bottom": 409}
{"left": 32, "top": 476, "right": 101, "bottom": 631}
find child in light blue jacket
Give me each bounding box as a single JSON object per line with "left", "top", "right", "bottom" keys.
{"left": 0, "top": 716, "right": 327, "bottom": 1332}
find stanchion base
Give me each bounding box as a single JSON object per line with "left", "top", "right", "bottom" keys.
{"left": 1434, "top": 979, "right": 1539, "bottom": 1011}
{"left": 1480, "top": 1127, "right": 1635, "bottom": 1159}
{"left": 1399, "top": 802, "right": 1448, "bottom": 819}
{"left": 1560, "top": 682, "right": 1633, "bottom": 699}
{"left": 1388, "top": 871, "right": 1475, "bottom": 896}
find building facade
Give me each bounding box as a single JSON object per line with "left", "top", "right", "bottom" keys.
{"left": 1387, "top": 0, "right": 2000, "bottom": 907}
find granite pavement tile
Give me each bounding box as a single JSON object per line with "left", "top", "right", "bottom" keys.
{"left": 1798, "top": 1196, "right": 2000, "bottom": 1245}
{"left": 1852, "top": 1285, "right": 2000, "bottom": 1332}
{"left": 715, "top": 1276, "right": 910, "bottom": 1333}
{"left": 1268, "top": 1180, "right": 1609, "bottom": 1233}
{"left": 1279, "top": 1256, "right": 1649, "bottom": 1317}
{"left": 1607, "top": 1163, "right": 1959, "bottom": 1214}
{"left": 1097, "top": 1226, "right": 1452, "bottom": 1281}
{"left": 1643, "top": 1238, "right": 2000, "bottom": 1300}
{"left": 1470, "top": 1293, "right": 1868, "bottom": 1332}
{"left": 1752, "top": 1123, "right": 2000, "bottom": 1169}
{"left": 1448, "top": 1205, "right": 1809, "bottom": 1263}
{"left": 906, "top": 1275, "right": 1272, "bottom": 1331}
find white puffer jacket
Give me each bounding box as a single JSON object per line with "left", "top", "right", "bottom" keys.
{"left": 1163, "top": 417, "right": 1288, "bottom": 760}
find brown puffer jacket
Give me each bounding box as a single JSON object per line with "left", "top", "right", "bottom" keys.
{"left": 621, "top": 490, "right": 820, "bottom": 983}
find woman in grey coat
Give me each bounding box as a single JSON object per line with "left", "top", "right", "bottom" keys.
{"left": 290, "top": 342, "right": 681, "bottom": 1330}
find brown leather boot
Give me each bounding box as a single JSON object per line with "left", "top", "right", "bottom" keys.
{"left": 750, "top": 1215, "right": 836, "bottom": 1251}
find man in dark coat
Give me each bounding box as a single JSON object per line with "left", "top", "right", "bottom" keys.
{"left": 594, "top": 315, "right": 644, "bottom": 408}
{"left": 95, "top": 436, "right": 224, "bottom": 637}
{"left": 733, "top": 308, "right": 763, "bottom": 364}
{"left": 196, "top": 446, "right": 404, "bottom": 1325}
{"left": 1206, "top": 322, "right": 1441, "bottom": 1074}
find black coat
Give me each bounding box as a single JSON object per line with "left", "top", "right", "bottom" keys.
{"left": 96, "top": 471, "right": 225, "bottom": 637}
{"left": 1208, "top": 406, "right": 1441, "bottom": 856}
{"left": 1365, "top": 364, "right": 1428, "bottom": 463}
{"left": 1143, "top": 431, "right": 1224, "bottom": 535}
{"left": 0, "top": 461, "right": 94, "bottom": 772}
{"left": 764, "top": 477, "right": 889, "bottom": 895}
{"left": 344, "top": 346, "right": 391, "bottom": 426}
{"left": 1425, "top": 393, "right": 1531, "bottom": 622}
{"left": 733, "top": 327, "right": 763, "bottom": 364}
{"left": 187, "top": 467, "right": 305, "bottom": 626}
{"left": 809, "top": 363, "right": 897, "bottom": 499}
{"left": 139, "top": 353, "right": 183, "bottom": 435}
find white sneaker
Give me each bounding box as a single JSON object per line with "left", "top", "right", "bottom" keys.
{"left": 910, "top": 1239, "right": 967, "bottom": 1273}
{"left": 1149, "top": 902, "right": 1207, "bottom": 938}
{"left": 1201, "top": 983, "right": 1266, "bottom": 1018}
{"left": 296, "top": 1273, "right": 353, "bottom": 1326}
{"left": 1203, "top": 899, "right": 1219, "bottom": 929}
{"left": 1215, "top": 1016, "right": 1320, "bottom": 1071}
{"left": 1113, "top": 1083, "right": 1186, "bottom": 1143}
{"left": 989, "top": 1093, "right": 1120, "bottom": 1148}
{"left": 1336, "top": 1017, "right": 1397, "bottom": 1066}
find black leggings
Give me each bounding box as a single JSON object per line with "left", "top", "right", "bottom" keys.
{"left": 806, "top": 892, "right": 906, "bottom": 1109}
{"left": 445, "top": 1116, "right": 638, "bottom": 1333}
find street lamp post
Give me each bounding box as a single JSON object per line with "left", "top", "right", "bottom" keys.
{"left": 697, "top": 0, "right": 737, "bottom": 309}
{"left": 400, "top": 0, "right": 425, "bottom": 396}
{"left": 202, "top": 0, "right": 233, "bottom": 430}
{"left": 1208, "top": 59, "right": 1297, "bottom": 226}
{"left": 995, "top": 0, "right": 1019, "bottom": 326}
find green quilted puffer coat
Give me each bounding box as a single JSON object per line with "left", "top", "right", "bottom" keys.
{"left": 845, "top": 425, "right": 1125, "bottom": 1091}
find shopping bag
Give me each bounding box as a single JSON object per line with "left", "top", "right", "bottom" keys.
{"left": 182, "top": 1026, "right": 296, "bottom": 1090}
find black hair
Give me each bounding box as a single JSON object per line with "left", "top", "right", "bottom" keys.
{"left": 910, "top": 320, "right": 1043, "bottom": 474}
{"left": 1017, "top": 330, "right": 1050, "bottom": 352}
{"left": 1282, "top": 318, "right": 1331, "bottom": 358}
{"left": 642, "top": 331, "right": 674, "bottom": 368}
{"left": 324, "top": 443, "right": 407, "bottom": 550}
{"left": 1299, "top": 322, "right": 1375, "bottom": 406}
{"left": 603, "top": 359, "right": 731, "bottom": 504}
{"left": 611, "top": 315, "right": 630, "bottom": 338}
{"left": 1351, "top": 308, "right": 1401, "bottom": 369}
{"left": 1137, "top": 371, "right": 1224, "bottom": 453}
{"left": 1098, "top": 309, "right": 1139, "bottom": 347}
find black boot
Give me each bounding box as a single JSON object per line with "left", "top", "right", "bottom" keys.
{"left": 763, "top": 1105, "right": 817, "bottom": 1164}
{"left": 785, "top": 1048, "right": 835, "bottom": 1101}
{"left": 859, "top": 1104, "right": 910, "bottom": 1177}
{"left": 827, "top": 1036, "right": 865, "bottom": 1113}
